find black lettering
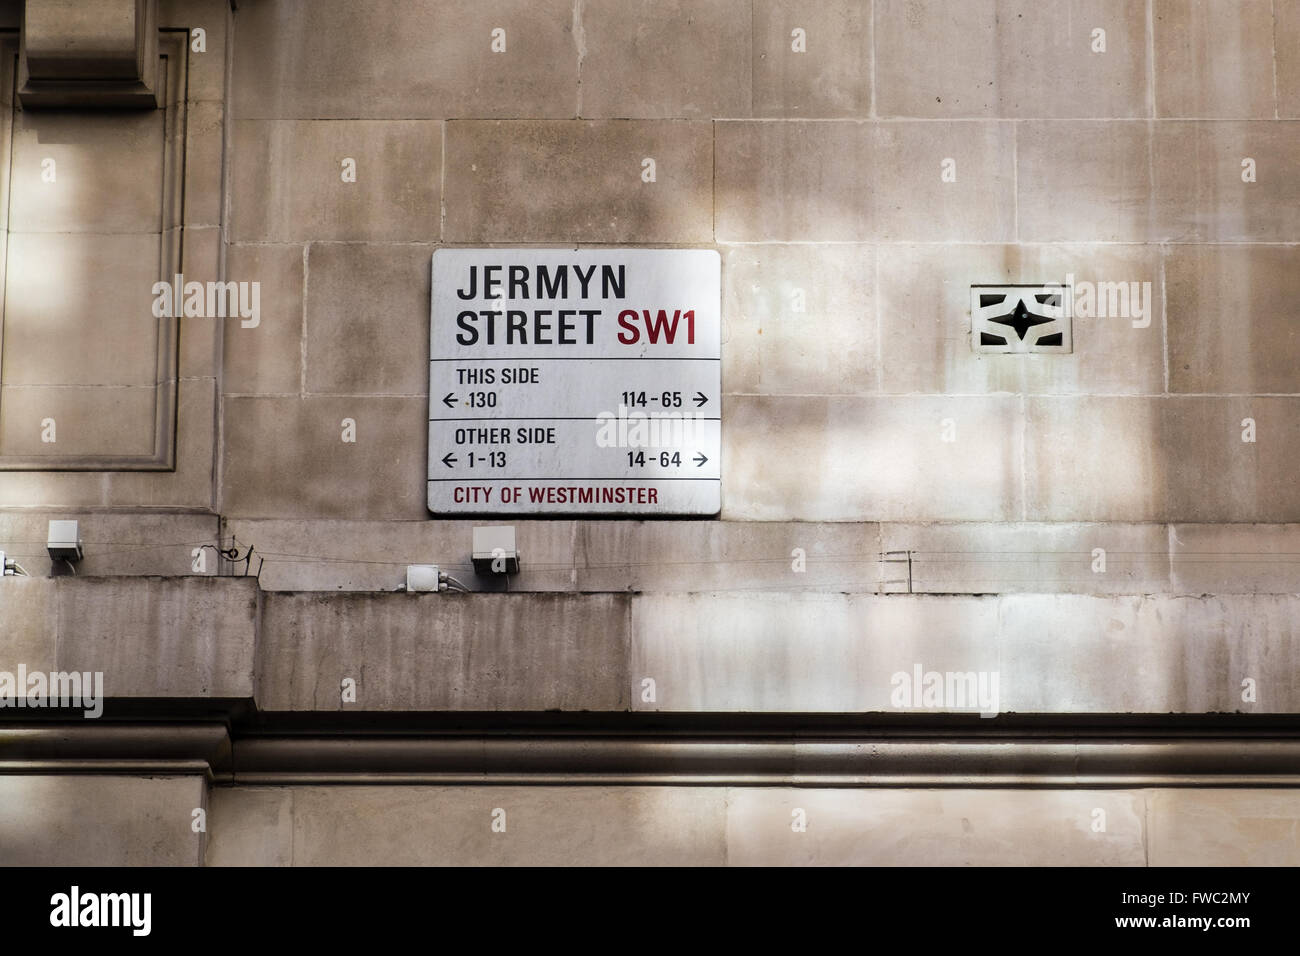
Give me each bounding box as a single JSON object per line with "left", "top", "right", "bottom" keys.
{"left": 534, "top": 309, "right": 553, "bottom": 344}
{"left": 456, "top": 267, "right": 478, "bottom": 300}
{"left": 573, "top": 263, "right": 597, "bottom": 296}
{"left": 456, "top": 310, "right": 478, "bottom": 345}
{"left": 508, "top": 265, "right": 529, "bottom": 299}
{"left": 557, "top": 309, "right": 577, "bottom": 344}
{"left": 507, "top": 310, "right": 528, "bottom": 344}
{"left": 602, "top": 265, "right": 625, "bottom": 299}
{"left": 538, "top": 265, "right": 566, "bottom": 299}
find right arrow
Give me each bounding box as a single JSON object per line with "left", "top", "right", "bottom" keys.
{"left": 693, "top": 392, "right": 708, "bottom": 407}
{"left": 693, "top": 453, "right": 708, "bottom": 467}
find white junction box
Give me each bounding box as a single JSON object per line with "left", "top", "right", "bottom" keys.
{"left": 472, "top": 526, "right": 519, "bottom": 575}
{"left": 406, "top": 564, "right": 441, "bottom": 593}
{"left": 47, "top": 520, "right": 83, "bottom": 561}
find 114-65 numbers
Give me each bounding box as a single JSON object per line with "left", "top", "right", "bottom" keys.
{"left": 621, "top": 391, "right": 682, "bottom": 408}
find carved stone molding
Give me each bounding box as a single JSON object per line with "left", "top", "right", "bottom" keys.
{"left": 18, "top": 0, "right": 160, "bottom": 109}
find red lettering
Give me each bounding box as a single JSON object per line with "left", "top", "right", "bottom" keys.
{"left": 643, "top": 309, "right": 680, "bottom": 344}
{"left": 617, "top": 309, "right": 639, "bottom": 344}
{"left": 520, "top": 486, "right": 662, "bottom": 505}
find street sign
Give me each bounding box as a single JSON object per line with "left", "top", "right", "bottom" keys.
{"left": 428, "top": 248, "right": 721, "bottom": 515}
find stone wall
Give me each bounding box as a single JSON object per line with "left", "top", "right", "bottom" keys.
{"left": 1, "top": 0, "right": 1298, "bottom": 867}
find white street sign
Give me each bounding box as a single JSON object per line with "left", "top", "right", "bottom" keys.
{"left": 428, "top": 249, "right": 721, "bottom": 515}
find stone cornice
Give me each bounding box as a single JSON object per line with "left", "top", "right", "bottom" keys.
{"left": 5, "top": 719, "right": 1300, "bottom": 787}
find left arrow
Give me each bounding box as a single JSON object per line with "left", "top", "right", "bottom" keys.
{"left": 441, "top": 453, "right": 457, "bottom": 468}
{"left": 442, "top": 392, "right": 457, "bottom": 408}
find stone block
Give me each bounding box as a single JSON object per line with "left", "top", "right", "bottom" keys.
{"left": 206, "top": 787, "right": 294, "bottom": 866}
{"left": 178, "top": 226, "right": 222, "bottom": 380}
{"left": 871, "top": 121, "right": 1016, "bottom": 240}
{"left": 715, "top": 120, "right": 875, "bottom": 240}
{"left": 0, "top": 775, "right": 205, "bottom": 866}
{"left": 113, "top": 376, "right": 216, "bottom": 508}
{"left": 257, "top": 592, "right": 629, "bottom": 711}
{"left": 230, "top": 120, "right": 441, "bottom": 241}
{"left": 726, "top": 788, "right": 1146, "bottom": 865}
{"left": 880, "top": 522, "right": 1172, "bottom": 594}
{"left": 222, "top": 243, "right": 305, "bottom": 395}
{"left": 1001, "top": 592, "right": 1299, "bottom": 712}
{"left": 161, "top": 0, "right": 228, "bottom": 103}
{"left": 1017, "top": 121, "right": 1152, "bottom": 241}
{"left": 1279, "top": 0, "right": 1300, "bottom": 117}
{"left": 721, "top": 244, "right": 876, "bottom": 395}
{"left": 579, "top": 0, "right": 749, "bottom": 118}
{"left": 54, "top": 576, "right": 258, "bottom": 699}
{"left": 1162, "top": 397, "right": 1300, "bottom": 522}
{"left": 0, "top": 377, "right": 214, "bottom": 508}
{"left": 630, "top": 592, "right": 1001, "bottom": 712}
{"left": 716, "top": 121, "right": 1014, "bottom": 241}
{"left": 1153, "top": 0, "right": 1277, "bottom": 117}
{"left": 1, "top": 233, "right": 161, "bottom": 387}
{"left": 183, "top": 100, "right": 223, "bottom": 226}
{"left": 1166, "top": 245, "right": 1300, "bottom": 394}
{"left": 231, "top": 0, "right": 578, "bottom": 119}
{"left": 1170, "top": 524, "right": 1300, "bottom": 594}
{"left": 8, "top": 107, "right": 164, "bottom": 233}
{"left": 304, "top": 243, "right": 436, "bottom": 395}
{"left": 0, "top": 576, "right": 57, "bottom": 671}
{"left": 1019, "top": 396, "right": 1300, "bottom": 522}
{"left": 276, "top": 786, "right": 727, "bottom": 865}
{"left": 1148, "top": 789, "right": 1300, "bottom": 865}
{"left": 443, "top": 120, "right": 712, "bottom": 242}
{"left": 0, "top": 385, "right": 157, "bottom": 457}
{"left": 722, "top": 395, "right": 1023, "bottom": 521}
{"left": 1152, "top": 121, "right": 1300, "bottom": 241}
{"left": 874, "top": 0, "right": 1148, "bottom": 118}
{"left": 576, "top": 520, "right": 879, "bottom": 592}
{"left": 221, "top": 396, "right": 429, "bottom": 518}
{"left": 1023, "top": 397, "right": 1164, "bottom": 521}
{"left": 752, "top": 0, "right": 872, "bottom": 117}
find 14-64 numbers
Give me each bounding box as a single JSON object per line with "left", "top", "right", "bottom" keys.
{"left": 628, "top": 451, "right": 682, "bottom": 467}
